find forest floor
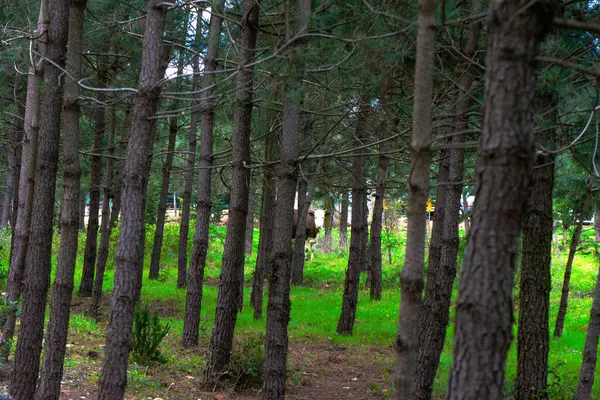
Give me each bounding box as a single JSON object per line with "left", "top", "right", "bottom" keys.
{"left": 0, "top": 225, "right": 599, "bottom": 399}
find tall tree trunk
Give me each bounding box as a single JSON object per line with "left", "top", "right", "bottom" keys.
{"left": 97, "top": 2, "right": 168, "bottom": 398}
{"left": 1, "top": 146, "right": 15, "bottom": 228}
{"left": 336, "top": 98, "right": 370, "bottom": 335}
{"left": 323, "top": 197, "right": 333, "bottom": 253}
{"left": 79, "top": 190, "right": 86, "bottom": 231}
{"left": 181, "top": 0, "right": 224, "bottom": 348}
{"left": 554, "top": 180, "right": 594, "bottom": 338}
{"left": 245, "top": 191, "right": 256, "bottom": 254}
{"left": 9, "top": 0, "right": 69, "bottom": 397}
{"left": 575, "top": 258, "right": 600, "bottom": 400}
{"left": 2, "top": 2, "right": 47, "bottom": 355}
{"left": 35, "top": 1, "right": 85, "bottom": 398}
{"left": 203, "top": 0, "right": 259, "bottom": 381}
{"left": 291, "top": 178, "right": 308, "bottom": 285}
{"left": 251, "top": 126, "right": 277, "bottom": 319}
{"left": 177, "top": 8, "right": 203, "bottom": 289}
{"left": 339, "top": 190, "right": 349, "bottom": 249}
{"left": 79, "top": 60, "right": 109, "bottom": 297}
{"left": 415, "top": 3, "right": 481, "bottom": 398}
{"left": 396, "top": 0, "right": 435, "bottom": 396}
{"left": 263, "top": 0, "right": 309, "bottom": 397}
{"left": 446, "top": 0, "right": 555, "bottom": 397}
{"left": 149, "top": 115, "right": 178, "bottom": 279}
{"left": 595, "top": 203, "right": 600, "bottom": 243}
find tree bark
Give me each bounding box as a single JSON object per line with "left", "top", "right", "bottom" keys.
{"left": 203, "top": 0, "right": 259, "bottom": 381}
{"left": 396, "top": 0, "right": 435, "bottom": 396}
{"left": 245, "top": 191, "right": 256, "bottom": 255}
{"left": 79, "top": 58, "right": 109, "bottom": 297}
{"left": 337, "top": 98, "right": 370, "bottom": 336}
{"left": 35, "top": 1, "right": 85, "bottom": 398}
{"left": 323, "top": 197, "right": 333, "bottom": 252}
{"left": 291, "top": 177, "right": 308, "bottom": 285}
{"left": 339, "top": 190, "right": 349, "bottom": 249}
{"left": 2, "top": 1, "right": 47, "bottom": 355}
{"left": 181, "top": 0, "right": 224, "bottom": 348}
{"left": 79, "top": 190, "right": 86, "bottom": 231}
{"left": 97, "top": 2, "right": 168, "bottom": 398}
{"left": 1, "top": 144, "right": 15, "bottom": 228}
{"left": 9, "top": 0, "right": 69, "bottom": 397}
{"left": 554, "top": 180, "right": 594, "bottom": 338}
{"left": 263, "top": 1, "right": 310, "bottom": 397}
{"left": 595, "top": 202, "right": 600, "bottom": 243}
{"left": 446, "top": 0, "right": 556, "bottom": 397}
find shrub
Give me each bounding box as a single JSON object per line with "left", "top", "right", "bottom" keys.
{"left": 130, "top": 302, "right": 170, "bottom": 366}
{"left": 226, "top": 331, "right": 264, "bottom": 389}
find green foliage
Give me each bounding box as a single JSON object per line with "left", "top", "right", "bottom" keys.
{"left": 130, "top": 302, "right": 171, "bottom": 366}
{"left": 0, "top": 229, "right": 11, "bottom": 286}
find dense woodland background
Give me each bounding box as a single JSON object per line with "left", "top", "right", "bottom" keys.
{"left": 1, "top": 0, "right": 600, "bottom": 399}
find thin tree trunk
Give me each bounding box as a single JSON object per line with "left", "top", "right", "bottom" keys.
{"left": 446, "top": 0, "right": 555, "bottom": 396}
{"left": 291, "top": 178, "right": 308, "bottom": 285}
{"left": 575, "top": 259, "right": 600, "bottom": 400}
{"left": 35, "top": 1, "right": 85, "bottom": 398}
{"left": 595, "top": 202, "right": 600, "bottom": 243}
{"left": 79, "top": 190, "right": 86, "bottom": 231}
{"left": 339, "top": 190, "right": 349, "bottom": 249}
{"left": 554, "top": 180, "right": 594, "bottom": 338}
{"left": 337, "top": 98, "right": 370, "bottom": 335}
{"left": 97, "top": 2, "right": 168, "bottom": 398}
{"left": 263, "top": 1, "right": 309, "bottom": 397}
{"left": 251, "top": 126, "right": 277, "bottom": 319}
{"left": 79, "top": 61, "right": 109, "bottom": 297}
{"left": 9, "top": 0, "right": 69, "bottom": 397}
{"left": 203, "top": 0, "right": 259, "bottom": 381}
{"left": 149, "top": 115, "right": 178, "bottom": 279}
{"left": 2, "top": 2, "right": 47, "bottom": 355}
{"left": 245, "top": 191, "right": 256, "bottom": 255}
{"left": 1, "top": 147, "right": 15, "bottom": 228}
{"left": 181, "top": 0, "right": 224, "bottom": 348}
{"left": 323, "top": 197, "right": 333, "bottom": 252}
{"left": 461, "top": 190, "right": 470, "bottom": 234}
{"left": 396, "top": 0, "right": 435, "bottom": 396}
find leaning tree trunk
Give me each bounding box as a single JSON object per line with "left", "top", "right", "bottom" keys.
{"left": 446, "top": 0, "right": 555, "bottom": 397}
{"left": 415, "top": 3, "right": 481, "bottom": 398}
{"left": 2, "top": 2, "right": 47, "bottom": 355}
{"left": 149, "top": 115, "right": 178, "bottom": 279}
{"left": 396, "top": 0, "right": 435, "bottom": 396}
{"left": 35, "top": 2, "right": 85, "bottom": 398}
{"left": 250, "top": 124, "right": 277, "bottom": 319}
{"left": 203, "top": 0, "right": 259, "bottom": 381}
{"left": 575, "top": 256, "right": 600, "bottom": 400}
{"left": 181, "top": 0, "right": 224, "bottom": 348}
{"left": 263, "top": 1, "right": 309, "bottom": 397}
{"left": 97, "top": 2, "right": 168, "bottom": 398}
{"left": 339, "top": 190, "right": 349, "bottom": 249}
{"left": 337, "top": 99, "right": 370, "bottom": 336}
{"left": 9, "top": 0, "right": 69, "bottom": 397}
{"left": 79, "top": 61, "right": 109, "bottom": 297}
{"left": 554, "top": 180, "right": 594, "bottom": 338}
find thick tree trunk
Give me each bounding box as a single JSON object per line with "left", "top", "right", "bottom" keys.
{"left": 97, "top": 2, "right": 168, "bottom": 398}
{"left": 263, "top": 1, "right": 309, "bottom": 397}
{"left": 337, "top": 99, "right": 370, "bottom": 336}
{"left": 323, "top": 197, "right": 333, "bottom": 253}
{"left": 575, "top": 260, "right": 600, "bottom": 399}
{"left": 35, "top": 2, "right": 85, "bottom": 398}
{"left": 245, "top": 191, "right": 256, "bottom": 255}
{"left": 251, "top": 127, "right": 276, "bottom": 319}
{"left": 9, "top": 1, "right": 69, "bottom": 397}
{"left": 554, "top": 181, "right": 593, "bottom": 338}
{"left": 79, "top": 62, "right": 109, "bottom": 297}
{"left": 203, "top": 0, "right": 259, "bottom": 381}
{"left": 446, "top": 0, "right": 555, "bottom": 397}
{"left": 149, "top": 115, "right": 178, "bottom": 279}
{"left": 396, "top": 0, "right": 435, "bottom": 396}
{"left": 181, "top": 0, "right": 224, "bottom": 348}
{"left": 2, "top": 2, "right": 47, "bottom": 355}
{"left": 339, "top": 190, "right": 349, "bottom": 249}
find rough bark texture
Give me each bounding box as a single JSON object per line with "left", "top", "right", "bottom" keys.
{"left": 9, "top": 1, "right": 69, "bottom": 397}
{"left": 203, "top": 0, "right": 259, "bottom": 380}
{"left": 369, "top": 143, "right": 389, "bottom": 301}
{"left": 245, "top": 191, "right": 256, "bottom": 255}
{"left": 575, "top": 261, "right": 600, "bottom": 399}
{"left": 97, "top": 2, "right": 167, "bottom": 398}
{"left": 446, "top": 0, "right": 555, "bottom": 397}
{"left": 396, "top": 0, "right": 435, "bottom": 396}
{"left": 263, "top": 1, "right": 309, "bottom": 397}
{"left": 2, "top": 2, "right": 47, "bottom": 354}
{"left": 339, "top": 190, "right": 349, "bottom": 249}
{"left": 149, "top": 115, "right": 178, "bottom": 279}
{"left": 554, "top": 182, "right": 593, "bottom": 339}
{"left": 337, "top": 99, "right": 370, "bottom": 336}
{"left": 181, "top": 0, "right": 224, "bottom": 348}
{"left": 79, "top": 60, "right": 109, "bottom": 297}
{"left": 251, "top": 127, "right": 277, "bottom": 319}
{"left": 35, "top": 2, "right": 85, "bottom": 398}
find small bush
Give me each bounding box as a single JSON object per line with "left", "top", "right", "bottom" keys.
{"left": 130, "top": 302, "right": 170, "bottom": 366}
{"left": 226, "top": 331, "right": 264, "bottom": 389}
